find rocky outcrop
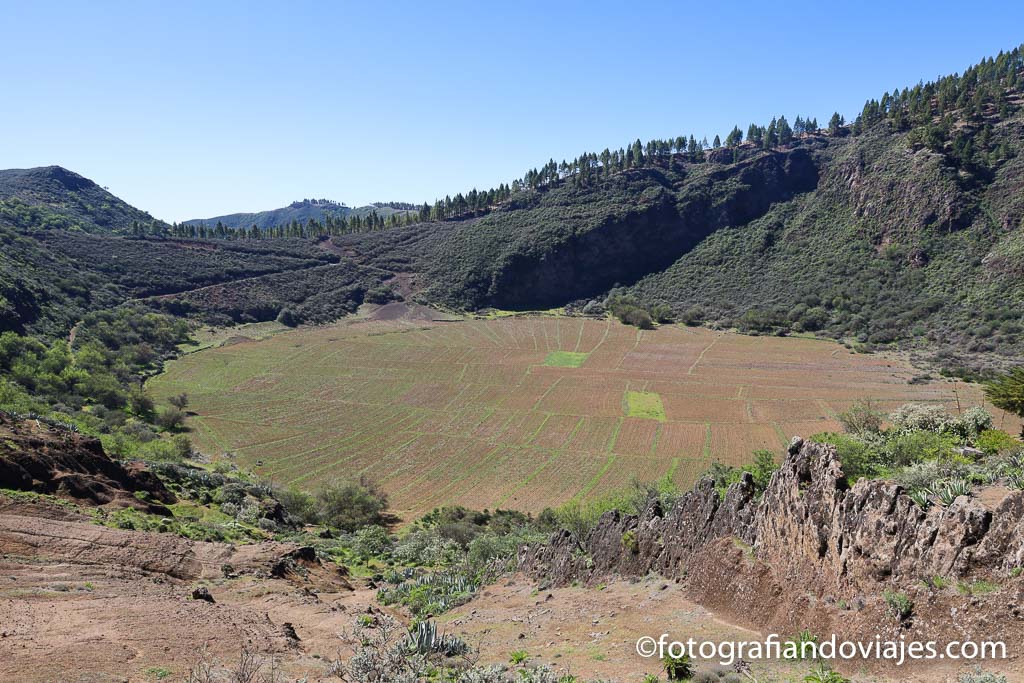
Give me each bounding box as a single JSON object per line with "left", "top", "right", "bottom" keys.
{"left": 520, "top": 440, "right": 1024, "bottom": 643}
{"left": 0, "top": 413, "right": 175, "bottom": 513}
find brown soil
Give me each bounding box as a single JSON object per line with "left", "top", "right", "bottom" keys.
{"left": 0, "top": 497, "right": 372, "bottom": 682}
{"left": 439, "top": 575, "right": 1024, "bottom": 682}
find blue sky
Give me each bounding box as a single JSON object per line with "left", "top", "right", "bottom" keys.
{"left": 3, "top": 1, "right": 1022, "bottom": 222}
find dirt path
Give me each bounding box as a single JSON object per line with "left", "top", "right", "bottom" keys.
{"left": 439, "top": 576, "right": 1016, "bottom": 682}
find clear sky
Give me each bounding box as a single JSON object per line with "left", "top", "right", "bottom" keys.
{"left": 3, "top": 1, "right": 1022, "bottom": 222}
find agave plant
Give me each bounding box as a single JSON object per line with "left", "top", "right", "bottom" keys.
{"left": 1006, "top": 470, "right": 1024, "bottom": 491}
{"left": 803, "top": 662, "right": 850, "bottom": 683}
{"left": 404, "top": 619, "right": 471, "bottom": 657}
{"left": 936, "top": 479, "right": 972, "bottom": 506}
{"left": 907, "top": 488, "right": 933, "bottom": 509}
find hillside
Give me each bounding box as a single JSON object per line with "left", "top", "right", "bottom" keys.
{"left": 336, "top": 49, "right": 1024, "bottom": 374}
{"left": 0, "top": 206, "right": 389, "bottom": 337}
{"left": 184, "top": 198, "right": 415, "bottom": 230}
{"left": 0, "top": 166, "right": 164, "bottom": 234}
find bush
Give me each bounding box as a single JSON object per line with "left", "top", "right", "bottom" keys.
{"left": 975, "top": 429, "right": 1019, "bottom": 456}
{"left": 804, "top": 663, "right": 850, "bottom": 683}
{"left": 364, "top": 287, "right": 395, "bottom": 305}
{"left": 679, "top": 305, "right": 705, "bottom": 326}
{"left": 167, "top": 393, "right": 189, "bottom": 410}
{"left": 276, "top": 308, "right": 299, "bottom": 327}
{"left": 392, "top": 529, "right": 462, "bottom": 566}
{"left": 155, "top": 405, "right": 187, "bottom": 431}
{"left": 352, "top": 525, "right": 393, "bottom": 559}
{"left": 837, "top": 399, "right": 883, "bottom": 434}
{"left": 883, "top": 430, "right": 957, "bottom": 467}
{"left": 619, "top": 306, "right": 654, "bottom": 329}
{"left": 275, "top": 485, "right": 317, "bottom": 525}
{"left": 812, "top": 432, "right": 880, "bottom": 481}
{"left": 889, "top": 403, "right": 950, "bottom": 433}
{"left": 883, "top": 590, "right": 913, "bottom": 620}
{"left": 662, "top": 653, "right": 693, "bottom": 681}
{"left": 315, "top": 477, "right": 389, "bottom": 532}
{"left": 894, "top": 461, "right": 945, "bottom": 490}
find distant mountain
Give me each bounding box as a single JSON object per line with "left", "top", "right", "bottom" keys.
{"left": 184, "top": 199, "right": 416, "bottom": 230}
{"left": 0, "top": 166, "right": 164, "bottom": 234}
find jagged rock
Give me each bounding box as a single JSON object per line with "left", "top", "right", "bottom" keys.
{"left": 517, "top": 441, "right": 1024, "bottom": 656}
{"left": 520, "top": 440, "right": 1024, "bottom": 625}
{"left": 191, "top": 587, "right": 214, "bottom": 603}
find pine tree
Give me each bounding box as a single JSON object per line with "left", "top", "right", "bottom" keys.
{"left": 725, "top": 126, "right": 743, "bottom": 147}
{"left": 985, "top": 369, "right": 1024, "bottom": 428}
{"left": 777, "top": 116, "right": 793, "bottom": 146}
{"left": 828, "top": 112, "right": 844, "bottom": 134}
{"left": 764, "top": 118, "right": 778, "bottom": 149}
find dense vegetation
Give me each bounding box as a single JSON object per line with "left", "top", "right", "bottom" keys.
{"left": 149, "top": 260, "right": 394, "bottom": 326}
{"left": 813, "top": 401, "right": 1023, "bottom": 506}
{"left": 0, "top": 183, "right": 391, "bottom": 334}
{"left": 0, "top": 166, "right": 165, "bottom": 234}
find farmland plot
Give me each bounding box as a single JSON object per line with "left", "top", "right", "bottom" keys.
{"left": 151, "top": 314, "right": 1019, "bottom": 519}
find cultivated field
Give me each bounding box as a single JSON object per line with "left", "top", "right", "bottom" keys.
{"left": 150, "top": 315, "right": 1018, "bottom": 519}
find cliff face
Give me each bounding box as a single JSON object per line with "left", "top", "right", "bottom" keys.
{"left": 520, "top": 440, "right": 1024, "bottom": 647}
{"left": 486, "top": 148, "right": 820, "bottom": 310}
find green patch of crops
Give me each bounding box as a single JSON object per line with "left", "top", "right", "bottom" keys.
{"left": 542, "top": 351, "right": 589, "bottom": 368}
{"left": 624, "top": 391, "right": 665, "bottom": 421}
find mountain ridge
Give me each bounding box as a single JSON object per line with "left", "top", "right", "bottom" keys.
{"left": 183, "top": 197, "right": 416, "bottom": 230}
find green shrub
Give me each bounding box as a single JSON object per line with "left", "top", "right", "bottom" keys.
{"left": 803, "top": 662, "right": 850, "bottom": 683}
{"left": 837, "top": 399, "right": 883, "bottom": 434}
{"left": 975, "top": 429, "right": 1019, "bottom": 456}
{"left": 155, "top": 406, "right": 187, "bottom": 431}
{"left": 621, "top": 530, "right": 639, "bottom": 554}
{"left": 883, "top": 430, "right": 957, "bottom": 467}
{"left": 315, "top": 477, "right": 389, "bottom": 532}
{"left": 957, "top": 579, "right": 1000, "bottom": 596}
{"left": 274, "top": 485, "right": 318, "bottom": 525}
{"left": 883, "top": 590, "right": 913, "bottom": 620}
{"left": 661, "top": 653, "right": 693, "bottom": 681}
{"left": 276, "top": 308, "right": 299, "bottom": 327}
{"left": 352, "top": 525, "right": 393, "bottom": 559}
{"left": 784, "top": 629, "right": 819, "bottom": 661}
{"left": 811, "top": 432, "right": 879, "bottom": 481}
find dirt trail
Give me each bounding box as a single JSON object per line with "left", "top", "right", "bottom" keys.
{"left": 440, "top": 577, "right": 1014, "bottom": 682}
